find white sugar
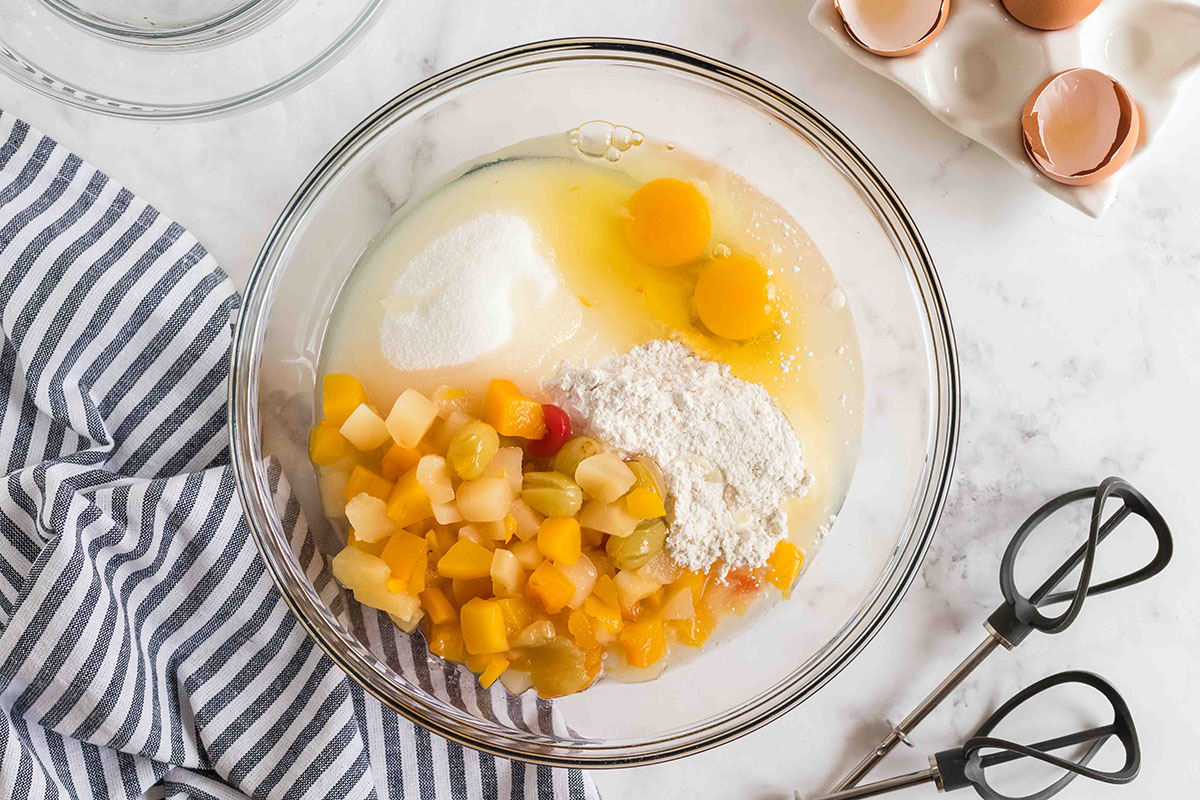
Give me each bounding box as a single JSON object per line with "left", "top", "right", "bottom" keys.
{"left": 547, "top": 340, "right": 809, "bottom": 573}
{"left": 379, "top": 213, "right": 558, "bottom": 370}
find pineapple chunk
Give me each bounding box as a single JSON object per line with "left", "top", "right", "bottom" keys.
{"left": 456, "top": 477, "right": 514, "bottom": 522}
{"left": 614, "top": 568, "right": 661, "bottom": 610}
{"left": 499, "top": 667, "right": 534, "bottom": 695}
{"left": 579, "top": 500, "right": 638, "bottom": 538}
{"left": 415, "top": 454, "right": 454, "bottom": 504}
{"left": 339, "top": 404, "right": 391, "bottom": 451}
{"left": 322, "top": 373, "right": 368, "bottom": 426}
{"left": 386, "top": 388, "right": 438, "bottom": 448}
{"left": 574, "top": 453, "right": 636, "bottom": 503}
{"left": 460, "top": 598, "right": 509, "bottom": 654}
{"left": 389, "top": 609, "right": 424, "bottom": 634}
{"left": 537, "top": 517, "right": 581, "bottom": 565}
{"left": 332, "top": 546, "right": 391, "bottom": 591}
{"left": 319, "top": 469, "right": 350, "bottom": 518}
{"left": 490, "top": 548, "right": 525, "bottom": 596}
{"left": 344, "top": 494, "right": 396, "bottom": 542}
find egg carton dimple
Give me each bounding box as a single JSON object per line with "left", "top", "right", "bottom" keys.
{"left": 810, "top": 0, "right": 1200, "bottom": 217}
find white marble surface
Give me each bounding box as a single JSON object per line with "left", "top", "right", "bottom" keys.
{"left": 3, "top": 1, "right": 1197, "bottom": 798}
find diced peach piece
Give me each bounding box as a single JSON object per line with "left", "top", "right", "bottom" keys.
{"left": 567, "top": 608, "right": 599, "bottom": 649}
{"left": 490, "top": 548, "right": 525, "bottom": 596}
{"left": 558, "top": 554, "right": 597, "bottom": 610}
{"left": 537, "top": 517, "right": 581, "bottom": 566}
{"left": 340, "top": 404, "right": 391, "bottom": 451}
{"left": 384, "top": 467, "right": 432, "bottom": 528}
{"left": 508, "top": 499, "right": 544, "bottom": 541}
{"left": 348, "top": 528, "right": 386, "bottom": 556}
{"left": 614, "top": 569, "right": 661, "bottom": 610}
{"left": 496, "top": 596, "right": 535, "bottom": 634}
{"left": 766, "top": 540, "right": 804, "bottom": 593}
{"left": 583, "top": 594, "right": 624, "bottom": 634}
{"left": 670, "top": 610, "right": 716, "bottom": 648}
{"left": 308, "top": 422, "right": 350, "bottom": 466}
{"left": 437, "top": 539, "right": 494, "bottom": 580}
{"left": 415, "top": 454, "right": 455, "bottom": 504}
{"left": 406, "top": 555, "right": 427, "bottom": 594}
{"left": 579, "top": 500, "right": 638, "bottom": 538}
{"left": 319, "top": 469, "right": 351, "bottom": 518}
{"left": 380, "top": 530, "right": 429, "bottom": 582}
{"left": 380, "top": 443, "right": 421, "bottom": 480}
{"left": 385, "top": 388, "right": 439, "bottom": 448}
{"left": 619, "top": 619, "right": 667, "bottom": 668}
{"left": 452, "top": 577, "right": 492, "bottom": 605}
{"left": 574, "top": 453, "right": 636, "bottom": 504}
{"left": 510, "top": 539, "right": 543, "bottom": 571}
{"left": 659, "top": 583, "right": 696, "bottom": 620}
{"left": 625, "top": 487, "right": 666, "bottom": 519}
{"left": 322, "top": 373, "right": 367, "bottom": 426}
{"left": 344, "top": 465, "right": 394, "bottom": 503}
{"left": 482, "top": 446, "right": 524, "bottom": 494}
{"left": 428, "top": 623, "right": 466, "bottom": 662}
{"left": 460, "top": 598, "right": 509, "bottom": 654}
{"left": 592, "top": 574, "right": 620, "bottom": 609}
{"left": 425, "top": 527, "right": 456, "bottom": 562}
{"left": 344, "top": 494, "right": 395, "bottom": 543}
{"left": 483, "top": 379, "right": 546, "bottom": 439}
{"left": 420, "top": 587, "right": 457, "bottom": 625}
{"left": 456, "top": 477, "right": 513, "bottom": 522}
{"left": 478, "top": 655, "right": 510, "bottom": 688}
{"left": 528, "top": 561, "right": 575, "bottom": 613}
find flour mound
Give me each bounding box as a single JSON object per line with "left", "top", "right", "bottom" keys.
{"left": 546, "top": 340, "right": 808, "bottom": 572}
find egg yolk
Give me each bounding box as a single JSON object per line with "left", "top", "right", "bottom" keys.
{"left": 621, "top": 178, "right": 712, "bottom": 267}
{"left": 694, "top": 255, "right": 772, "bottom": 341}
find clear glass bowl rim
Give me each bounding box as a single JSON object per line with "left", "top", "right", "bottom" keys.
{"left": 229, "top": 37, "right": 960, "bottom": 768}
{"left": 0, "top": 0, "right": 385, "bottom": 120}
{"left": 36, "top": 0, "right": 295, "bottom": 48}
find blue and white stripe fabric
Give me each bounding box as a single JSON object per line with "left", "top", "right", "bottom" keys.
{"left": 0, "top": 109, "right": 599, "bottom": 800}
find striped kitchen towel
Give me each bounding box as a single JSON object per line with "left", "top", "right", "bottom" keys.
{"left": 0, "top": 109, "right": 599, "bottom": 800}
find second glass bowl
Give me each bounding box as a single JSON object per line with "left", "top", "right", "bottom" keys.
{"left": 230, "top": 39, "right": 959, "bottom": 767}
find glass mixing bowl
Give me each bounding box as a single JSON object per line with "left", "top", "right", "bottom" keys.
{"left": 230, "top": 38, "right": 959, "bottom": 767}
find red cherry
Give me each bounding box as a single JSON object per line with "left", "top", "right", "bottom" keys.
{"left": 529, "top": 404, "right": 572, "bottom": 458}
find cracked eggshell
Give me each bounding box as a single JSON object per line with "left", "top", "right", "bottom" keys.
{"left": 1021, "top": 68, "right": 1140, "bottom": 187}
{"left": 835, "top": 0, "right": 950, "bottom": 58}
{"left": 1001, "top": 0, "right": 1104, "bottom": 31}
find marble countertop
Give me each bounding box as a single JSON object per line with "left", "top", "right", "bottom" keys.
{"left": 3, "top": 1, "right": 1196, "bottom": 798}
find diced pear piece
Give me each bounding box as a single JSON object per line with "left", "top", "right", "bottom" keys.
{"left": 579, "top": 499, "right": 638, "bottom": 538}
{"left": 659, "top": 584, "right": 696, "bottom": 620}
{"left": 339, "top": 404, "right": 390, "bottom": 451}
{"left": 614, "top": 568, "right": 661, "bottom": 610}
{"left": 574, "top": 453, "right": 636, "bottom": 503}
{"left": 456, "top": 477, "right": 514, "bottom": 522}
{"left": 344, "top": 494, "right": 396, "bottom": 543}
{"left": 483, "top": 447, "right": 524, "bottom": 493}
{"left": 386, "top": 388, "right": 439, "bottom": 448}
{"left": 431, "top": 499, "right": 463, "bottom": 525}
{"left": 508, "top": 498, "right": 544, "bottom": 542}
{"left": 558, "top": 553, "right": 597, "bottom": 609}
{"left": 490, "top": 548, "right": 525, "bottom": 596}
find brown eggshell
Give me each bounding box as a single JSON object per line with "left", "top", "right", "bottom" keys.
{"left": 1002, "top": 0, "right": 1104, "bottom": 31}
{"left": 1020, "top": 68, "right": 1140, "bottom": 187}
{"left": 835, "top": 0, "right": 951, "bottom": 58}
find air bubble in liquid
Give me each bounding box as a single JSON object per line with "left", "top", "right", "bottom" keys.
{"left": 568, "top": 120, "right": 643, "bottom": 161}
{"left": 712, "top": 243, "right": 731, "bottom": 259}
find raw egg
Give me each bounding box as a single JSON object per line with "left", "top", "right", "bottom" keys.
{"left": 1021, "top": 68, "right": 1140, "bottom": 186}
{"left": 622, "top": 178, "right": 712, "bottom": 267}
{"left": 1001, "top": 0, "right": 1102, "bottom": 31}
{"left": 694, "top": 255, "right": 772, "bottom": 341}
{"left": 835, "top": 0, "right": 950, "bottom": 58}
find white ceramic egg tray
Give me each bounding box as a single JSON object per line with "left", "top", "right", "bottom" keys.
{"left": 810, "top": 0, "right": 1200, "bottom": 216}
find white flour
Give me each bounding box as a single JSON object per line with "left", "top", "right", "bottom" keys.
{"left": 546, "top": 340, "right": 809, "bottom": 573}
{"left": 379, "top": 213, "right": 558, "bottom": 370}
